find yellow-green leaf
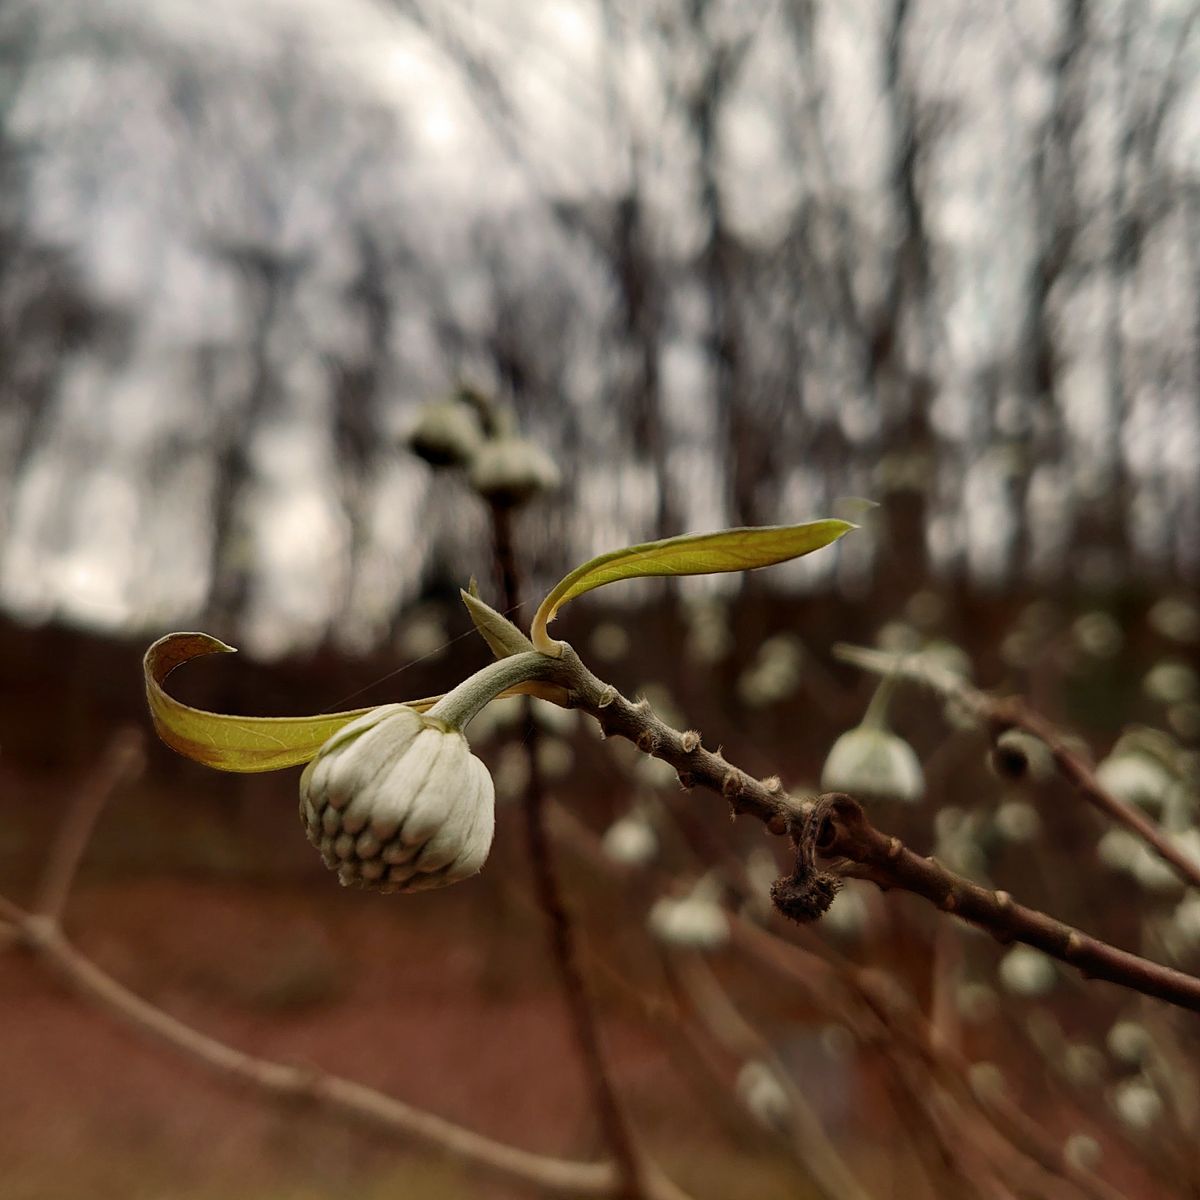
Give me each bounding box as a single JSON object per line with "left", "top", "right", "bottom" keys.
{"left": 531, "top": 519, "right": 856, "bottom": 654}
{"left": 145, "top": 632, "right": 402, "bottom": 773}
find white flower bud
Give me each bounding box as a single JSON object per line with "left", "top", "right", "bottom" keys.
{"left": 406, "top": 400, "right": 484, "bottom": 468}
{"left": 1095, "top": 731, "right": 1178, "bottom": 819}
{"left": 1111, "top": 1079, "right": 1162, "bottom": 1131}
{"left": 469, "top": 436, "right": 561, "bottom": 506}
{"left": 998, "top": 945, "right": 1057, "bottom": 997}
{"left": 649, "top": 878, "right": 729, "bottom": 949}
{"left": 1143, "top": 659, "right": 1199, "bottom": 705}
{"left": 602, "top": 809, "right": 658, "bottom": 867}
{"left": 820, "top": 726, "right": 924, "bottom": 803}
{"left": 1062, "top": 1043, "right": 1106, "bottom": 1088}
{"left": 1064, "top": 1133, "right": 1101, "bottom": 1172}
{"left": 299, "top": 705, "right": 494, "bottom": 894}
{"left": 968, "top": 1061, "right": 1006, "bottom": 1102}
{"left": 1148, "top": 596, "right": 1200, "bottom": 644}
{"left": 1106, "top": 1020, "right": 1152, "bottom": 1066}
{"left": 737, "top": 1061, "right": 791, "bottom": 1132}
{"left": 1072, "top": 612, "right": 1123, "bottom": 659}
{"left": 993, "top": 799, "right": 1042, "bottom": 843}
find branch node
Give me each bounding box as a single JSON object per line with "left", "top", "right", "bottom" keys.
{"left": 761, "top": 774, "right": 782, "bottom": 794}
{"left": 886, "top": 836, "right": 903, "bottom": 860}
{"left": 635, "top": 728, "right": 659, "bottom": 754}
{"left": 770, "top": 795, "right": 844, "bottom": 924}
{"left": 680, "top": 729, "right": 701, "bottom": 753}
{"left": 596, "top": 685, "right": 617, "bottom": 709}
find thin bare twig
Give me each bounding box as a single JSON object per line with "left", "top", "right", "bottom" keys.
{"left": 34, "top": 728, "right": 146, "bottom": 922}
{"left": 666, "top": 951, "right": 873, "bottom": 1200}
{"left": 2, "top": 903, "right": 643, "bottom": 1198}
{"left": 529, "top": 645, "right": 1200, "bottom": 1015}
{"left": 832, "top": 642, "right": 1200, "bottom": 891}
{"left": 489, "top": 502, "right": 650, "bottom": 1200}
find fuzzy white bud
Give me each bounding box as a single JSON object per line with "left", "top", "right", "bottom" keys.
{"left": 299, "top": 705, "right": 494, "bottom": 894}
{"left": 820, "top": 726, "right": 924, "bottom": 803}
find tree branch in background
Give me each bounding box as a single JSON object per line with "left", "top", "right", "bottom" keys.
{"left": 536, "top": 645, "right": 1200, "bottom": 1016}
{"left": 0, "top": 736, "right": 686, "bottom": 1200}
{"left": 832, "top": 642, "right": 1200, "bottom": 891}
{"left": 487, "top": 499, "right": 651, "bottom": 1200}
{"left": 34, "top": 728, "right": 145, "bottom": 922}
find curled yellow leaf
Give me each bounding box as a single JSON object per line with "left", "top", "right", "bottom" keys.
{"left": 530, "top": 519, "right": 856, "bottom": 654}
{"left": 145, "top": 633, "right": 383, "bottom": 773}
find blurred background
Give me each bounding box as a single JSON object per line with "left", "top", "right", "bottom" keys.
{"left": 2, "top": 0, "right": 1199, "bottom": 1197}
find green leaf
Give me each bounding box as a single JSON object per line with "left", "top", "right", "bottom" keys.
{"left": 144, "top": 632, "right": 408, "bottom": 773}
{"left": 460, "top": 587, "right": 534, "bottom": 659}
{"left": 531, "top": 519, "right": 856, "bottom": 653}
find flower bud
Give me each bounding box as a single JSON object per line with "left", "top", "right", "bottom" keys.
{"left": 602, "top": 809, "right": 658, "bottom": 867}
{"left": 406, "top": 400, "right": 484, "bottom": 468}
{"left": 1064, "top": 1133, "right": 1101, "bottom": 1172}
{"left": 737, "top": 1061, "right": 791, "bottom": 1132}
{"left": 648, "top": 877, "right": 729, "bottom": 949}
{"left": 1095, "top": 730, "right": 1178, "bottom": 820}
{"left": 998, "top": 945, "right": 1057, "bottom": 997}
{"left": 468, "top": 436, "right": 560, "bottom": 506}
{"left": 1112, "top": 1079, "right": 1162, "bottom": 1131}
{"left": 299, "top": 704, "right": 494, "bottom": 894}
{"left": 820, "top": 726, "right": 924, "bottom": 803}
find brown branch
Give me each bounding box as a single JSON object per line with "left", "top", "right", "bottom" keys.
{"left": 531, "top": 646, "right": 1200, "bottom": 1017}
{"left": 833, "top": 642, "right": 1200, "bottom": 891}
{"left": 666, "top": 952, "right": 874, "bottom": 1200}
{"left": 0, "top": 900, "right": 678, "bottom": 1200}
{"left": 731, "top": 920, "right": 1134, "bottom": 1200}
{"left": 34, "top": 728, "right": 146, "bottom": 922}
{"left": 489, "top": 506, "right": 650, "bottom": 1200}
{"left": 815, "top": 793, "right": 1200, "bottom": 1014}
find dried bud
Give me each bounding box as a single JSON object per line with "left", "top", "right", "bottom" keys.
{"left": 299, "top": 705, "right": 494, "bottom": 894}
{"left": 406, "top": 399, "right": 484, "bottom": 468}
{"left": 820, "top": 726, "right": 924, "bottom": 803}
{"left": 468, "top": 436, "right": 561, "bottom": 506}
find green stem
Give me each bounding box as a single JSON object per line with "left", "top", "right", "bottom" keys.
{"left": 860, "top": 670, "right": 900, "bottom": 731}
{"left": 426, "top": 652, "right": 553, "bottom": 732}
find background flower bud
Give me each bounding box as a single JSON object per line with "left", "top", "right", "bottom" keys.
{"left": 406, "top": 399, "right": 484, "bottom": 468}
{"left": 469, "top": 436, "right": 561, "bottom": 506}
{"left": 820, "top": 726, "right": 924, "bottom": 803}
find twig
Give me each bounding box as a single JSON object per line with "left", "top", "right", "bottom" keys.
{"left": 34, "top": 728, "right": 146, "bottom": 922}
{"left": 815, "top": 793, "right": 1200, "bottom": 1014}
{"left": 489, "top": 505, "right": 649, "bottom": 1200}
{"left": 730, "top": 921, "right": 1132, "bottom": 1200}
{"left": 666, "top": 952, "right": 874, "bottom": 1200}
{"left": 1, "top": 900, "right": 676, "bottom": 1200}
{"left": 533, "top": 645, "right": 1200, "bottom": 1016}
{"left": 832, "top": 642, "right": 1200, "bottom": 891}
